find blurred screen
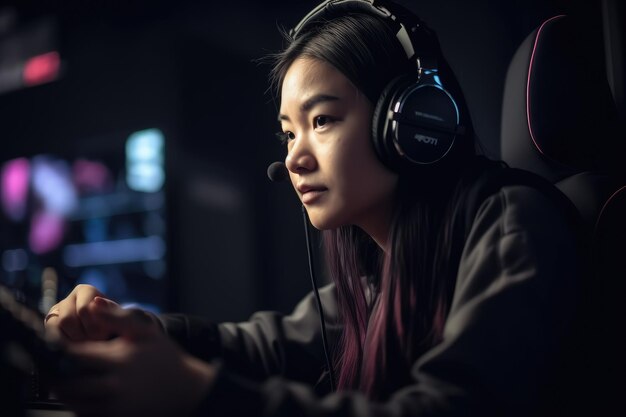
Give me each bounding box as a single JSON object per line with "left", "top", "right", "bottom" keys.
{"left": 0, "top": 128, "right": 168, "bottom": 314}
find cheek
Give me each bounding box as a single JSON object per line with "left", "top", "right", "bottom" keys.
{"left": 340, "top": 134, "right": 385, "bottom": 182}
{"left": 288, "top": 172, "right": 298, "bottom": 193}
{"left": 343, "top": 139, "right": 397, "bottom": 201}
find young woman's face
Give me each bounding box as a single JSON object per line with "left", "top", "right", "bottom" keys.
{"left": 279, "top": 57, "right": 398, "bottom": 239}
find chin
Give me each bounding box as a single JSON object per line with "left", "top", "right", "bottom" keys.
{"left": 305, "top": 208, "right": 346, "bottom": 231}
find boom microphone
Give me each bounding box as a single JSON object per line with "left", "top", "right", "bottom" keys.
{"left": 267, "top": 161, "right": 289, "bottom": 182}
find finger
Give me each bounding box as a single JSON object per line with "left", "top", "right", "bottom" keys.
{"left": 81, "top": 297, "right": 121, "bottom": 340}
{"left": 89, "top": 306, "right": 159, "bottom": 341}
{"left": 43, "top": 303, "right": 61, "bottom": 332}
{"left": 44, "top": 308, "right": 60, "bottom": 324}
{"left": 75, "top": 286, "right": 107, "bottom": 339}
{"left": 93, "top": 296, "right": 118, "bottom": 308}
{"left": 46, "top": 302, "right": 61, "bottom": 315}
{"left": 75, "top": 286, "right": 111, "bottom": 314}
{"left": 44, "top": 315, "right": 74, "bottom": 342}
{"left": 52, "top": 285, "right": 114, "bottom": 342}
{"left": 44, "top": 313, "right": 73, "bottom": 343}
{"left": 57, "top": 293, "right": 88, "bottom": 341}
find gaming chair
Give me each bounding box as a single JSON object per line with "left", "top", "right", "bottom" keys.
{"left": 501, "top": 14, "right": 626, "bottom": 416}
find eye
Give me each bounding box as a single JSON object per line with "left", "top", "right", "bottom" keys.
{"left": 275, "top": 131, "right": 295, "bottom": 145}
{"left": 314, "top": 115, "right": 332, "bottom": 129}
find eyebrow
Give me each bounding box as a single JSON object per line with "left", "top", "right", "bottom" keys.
{"left": 278, "top": 94, "right": 340, "bottom": 122}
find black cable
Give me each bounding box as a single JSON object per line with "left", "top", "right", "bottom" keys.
{"left": 266, "top": 162, "right": 336, "bottom": 391}
{"left": 301, "top": 205, "right": 336, "bottom": 392}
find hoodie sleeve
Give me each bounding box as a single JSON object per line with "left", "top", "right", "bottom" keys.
{"left": 189, "top": 185, "right": 581, "bottom": 417}
{"left": 158, "top": 282, "right": 341, "bottom": 388}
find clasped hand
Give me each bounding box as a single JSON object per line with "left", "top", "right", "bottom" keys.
{"left": 44, "top": 285, "right": 215, "bottom": 417}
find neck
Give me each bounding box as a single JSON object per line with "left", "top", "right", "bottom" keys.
{"left": 368, "top": 227, "right": 390, "bottom": 252}
{"left": 357, "top": 206, "right": 394, "bottom": 253}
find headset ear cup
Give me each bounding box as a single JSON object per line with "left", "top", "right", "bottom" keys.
{"left": 373, "top": 74, "right": 462, "bottom": 170}
{"left": 371, "top": 75, "right": 413, "bottom": 170}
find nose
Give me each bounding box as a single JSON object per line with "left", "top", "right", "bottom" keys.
{"left": 285, "top": 135, "right": 317, "bottom": 174}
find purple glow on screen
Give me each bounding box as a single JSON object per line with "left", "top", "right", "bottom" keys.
{"left": 32, "top": 157, "right": 78, "bottom": 216}
{"left": 73, "top": 158, "right": 113, "bottom": 194}
{"left": 1, "top": 158, "right": 30, "bottom": 221}
{"left": 29, "top": 211, "right": 65, "bottom": 254}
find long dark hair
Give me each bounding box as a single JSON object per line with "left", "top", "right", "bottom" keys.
{"left": 270, "top": 11, "right": 493, "bottom": 400}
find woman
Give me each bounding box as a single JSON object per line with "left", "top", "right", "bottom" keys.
{"left": 45, "top": 1, "right": 582, "bottom": 416}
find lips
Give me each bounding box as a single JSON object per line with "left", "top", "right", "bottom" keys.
{"left": 297, "top": 184, "right": 328, "bottom": 204}
{"left": 297, "top": 184, "right": 326, "bottom": 194}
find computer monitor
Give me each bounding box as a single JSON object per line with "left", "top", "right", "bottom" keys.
{"left": 0, "top": 128, "right": 168, "bottom": 314}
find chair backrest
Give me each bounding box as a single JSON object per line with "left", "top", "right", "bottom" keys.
{"left": 585, "top": 186, "right": 626, "bottom": 415}
{"left": 501, "top": 15, "right": 625, "bottom": 228}
{"left": 501, "top": 14, "right": 626, "bottom": 415}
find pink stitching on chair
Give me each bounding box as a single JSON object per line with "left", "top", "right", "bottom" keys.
{"left": 526, "top": 15, "right": 566, "bottom": 156}
{"left": 593, "top": 185, "right": 626, "bottom": 237}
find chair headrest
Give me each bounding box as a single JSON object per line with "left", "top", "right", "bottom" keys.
{"left": 501, "top": 15, "right": 624, "bottom": 182}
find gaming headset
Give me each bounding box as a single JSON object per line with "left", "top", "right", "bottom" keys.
{"left": 290, "top": 0, "right": 465, "bottom": 171}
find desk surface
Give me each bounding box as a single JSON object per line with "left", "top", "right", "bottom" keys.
{"left": 26, "top": 410, "right": 75, "bottom": 417}
{"left": 24, "top": 401, "right": 75, "bottom": 417}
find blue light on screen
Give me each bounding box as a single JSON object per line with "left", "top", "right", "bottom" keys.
{"left": 125, "top": 128, "right": 165, "bottom": 193}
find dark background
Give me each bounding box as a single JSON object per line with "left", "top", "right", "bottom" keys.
{"left": 0, "top": 0, "right": 622, "bottom": 321}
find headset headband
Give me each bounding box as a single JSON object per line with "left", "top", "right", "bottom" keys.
{"left": 289, "top": 0, "right": 462, "bottom": 169}
{"left": 289, "top": 0, "right": 439, "bottom": 76}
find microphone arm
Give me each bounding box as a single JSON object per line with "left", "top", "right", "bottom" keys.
{"left": 301, "top": 205, "right": 336, "bottom": 392}
{"left": 267, "top": 160, "right": 335, "bottom": 392}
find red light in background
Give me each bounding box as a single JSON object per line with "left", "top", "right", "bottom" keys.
{"left": 22, "top": 51, "right": 61, "bottom": 87}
